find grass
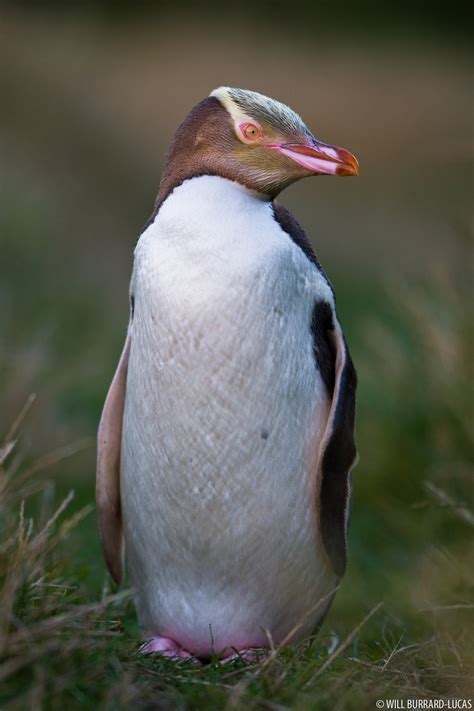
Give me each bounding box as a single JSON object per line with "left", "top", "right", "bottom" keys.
{"left": 0, "top": 258, "right": 473, "bottom": 710}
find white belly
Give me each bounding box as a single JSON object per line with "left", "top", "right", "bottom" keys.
{"left": 121, "top": 176, "right": 337, "bottom": 655}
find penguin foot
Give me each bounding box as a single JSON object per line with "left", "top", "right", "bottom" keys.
{"left": 140, "top": 636, "right": 200, "bottom": 662}
{"left": 220, "top": 647, "right": 270, "bottom": 664}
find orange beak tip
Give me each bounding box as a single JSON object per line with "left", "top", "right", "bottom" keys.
{"left": 337, "top": 162, "right": 359, "bottom": 177}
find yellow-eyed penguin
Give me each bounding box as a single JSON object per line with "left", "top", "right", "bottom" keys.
{"left": 97, "top": 87, "right": 358, "bottom": 662}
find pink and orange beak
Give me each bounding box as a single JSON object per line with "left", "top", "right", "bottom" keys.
{"left": 268, "top": 140, "right": 359, "bottom": 176}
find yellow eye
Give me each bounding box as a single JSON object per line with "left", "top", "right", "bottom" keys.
{"left": 240, "top": 122, "right": 262, "bottom": 141}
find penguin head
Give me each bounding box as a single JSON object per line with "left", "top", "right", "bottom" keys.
{"left": 211, "top": 87, "right": 358, "bottom": 191}
{"left": 158, "top": 87, "right": 359, "bottom": 203}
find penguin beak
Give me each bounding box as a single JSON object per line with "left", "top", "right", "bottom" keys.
{"left": 268, "top": 140, "right": 359, "bottom": 176}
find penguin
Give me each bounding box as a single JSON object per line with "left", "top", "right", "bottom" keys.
{"left": 97, "top": 87, "right": 358, "bottom": 662}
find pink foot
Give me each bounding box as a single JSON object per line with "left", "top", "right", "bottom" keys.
{"left": 140, "top": 636, "right": 200, "bottom": 662}
{"left": 220, "top": 647, "right": 270, "bottom": 664}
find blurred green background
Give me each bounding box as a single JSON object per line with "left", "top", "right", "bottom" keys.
{"left": 0, "top": 0, "right": 472, "bottom": 692}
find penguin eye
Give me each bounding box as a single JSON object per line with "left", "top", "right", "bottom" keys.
{"left": 240, "top": 122, "right": 262, "bottom": 142}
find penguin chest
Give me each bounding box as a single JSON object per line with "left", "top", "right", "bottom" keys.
{"left": 121, "top": 176, "right": 336, "bottom": 649}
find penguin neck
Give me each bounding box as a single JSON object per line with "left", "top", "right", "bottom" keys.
{"left": 156, "top": 168, "right": 271, "bottom": 214}
{"left": 150, "top": 175, "right": 276, "bottom": 258}
{"left": 158, "top": 174, "right": 270, "bottom": 224}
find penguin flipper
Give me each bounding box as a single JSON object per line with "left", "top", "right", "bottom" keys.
{"left": 317, "top": 321, "right": 357, "bottom": 578}
{"left": 271, "top": 200, "right": 357, "bottom": 578}
{"left": 96, "top": 333, "right": 131, "bottom": 584}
